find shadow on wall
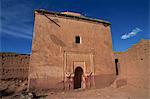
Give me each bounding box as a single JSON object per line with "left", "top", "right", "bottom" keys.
{"left": 50, "top": 34, "right": 66, "bottom": 47}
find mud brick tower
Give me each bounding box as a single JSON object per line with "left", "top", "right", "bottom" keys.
{"left": 29, "top": 9, "right": 116, "bottom": 91}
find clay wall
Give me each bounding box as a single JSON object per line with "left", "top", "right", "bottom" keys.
{"left": 116, "top": 39, "right": 149, "bottom": 89}
{"left": 29, "top": 10, "right": 116, "bottom": 90}
{"left": 0, "top": 53, "right": 30, "bottom": 80}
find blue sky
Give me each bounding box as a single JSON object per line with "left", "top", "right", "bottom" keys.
{"left": 0, "top": 0, "right": 149, "bottom": 54}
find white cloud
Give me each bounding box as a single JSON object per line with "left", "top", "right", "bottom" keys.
{"left": 121, "top": 27, "right": 142, "bottom": 40}
{"left": 2, "top": 29, "right": 32, "bottom": 39}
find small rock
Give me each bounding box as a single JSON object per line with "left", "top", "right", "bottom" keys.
{"left": 61, "top": 92, "right": 65, "bottom": 94}
{"left": 21, "top": 94, "right": 25, "bottom": 98}
{"left": 28, "top": 92, "right": 33, "bottom": 97}
{"left": 50, "top": 92, "right": 54, "bottom": 94}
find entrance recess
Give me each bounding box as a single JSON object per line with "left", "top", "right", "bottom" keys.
{"left": 74, "top": 67, "right": 83, "bottom": 89}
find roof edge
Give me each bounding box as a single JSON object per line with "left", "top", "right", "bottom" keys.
{"left": 34, "top": 9, "right": 111, "bottom": 25}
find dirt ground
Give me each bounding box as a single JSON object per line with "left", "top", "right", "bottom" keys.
{"left": 47, "top": 85, "right": 148, "bottom": 99}
{"left": 0, "top": 80, "right": 149, "bottom": 99}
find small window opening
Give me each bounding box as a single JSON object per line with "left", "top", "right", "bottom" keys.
{"left": 115, "top": 59, "right": 119, "bottom": 75}
{"left": 75, "top": 36, "right": 80, "bottom": 44}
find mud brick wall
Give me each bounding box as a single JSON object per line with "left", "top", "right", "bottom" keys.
{"left": 116, "top": 39, "right": 150, "bottom": 89}
{"left": 29, "top": 10, "right": 116, "bottom": 90}
{"left": 0, "top": 53, "right": 30, "bottom": 80}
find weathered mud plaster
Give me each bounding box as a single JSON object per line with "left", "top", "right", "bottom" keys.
{"left": 29, "top": 9, "right": 116, "bottom": 91}
{"left": 0, "top": 53, "right": 30, "bottom": 80}
{"left": 115, "top": 39, "right": 150, "bottom": 90}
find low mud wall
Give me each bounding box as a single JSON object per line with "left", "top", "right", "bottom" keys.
{"left": 0, "top": 53, "right": 30, "bottom": 80}
{"left": 115, "top": 39, "right": 149, "bottom": 89}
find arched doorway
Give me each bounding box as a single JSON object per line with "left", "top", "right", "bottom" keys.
{"left": 74, "top": 66, "right": 83, "bottom": 89}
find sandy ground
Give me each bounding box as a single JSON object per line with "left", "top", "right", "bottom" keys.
{"left": 47, "top": 85, "right": 148, "bottom": 99}
{"left": 0, "top": 80, "right": 149, "bottom": 99}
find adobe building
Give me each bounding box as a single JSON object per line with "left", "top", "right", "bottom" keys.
{"left": 115, "top": 39, "right": 150, "bottom": 89}
{"left": 0, "top": 52, "right": 30, "bottom": 80}
{"left": 29, "top": 9, "right": 116, "bottom": 91}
